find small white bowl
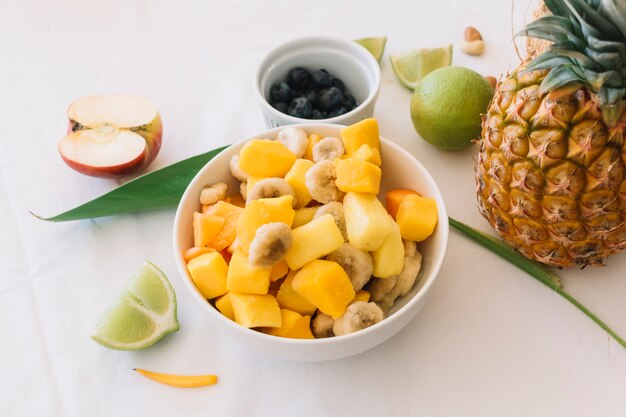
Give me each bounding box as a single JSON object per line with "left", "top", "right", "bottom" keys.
{"left": 254, "top": 36, "right": 381, "bottom": 128}
{"left": 173, "top": 124, "right": 448, "bottom": 361}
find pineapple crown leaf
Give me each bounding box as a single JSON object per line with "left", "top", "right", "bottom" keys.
{"left": 518, "top": 0, "right": 626, "bottom": 108}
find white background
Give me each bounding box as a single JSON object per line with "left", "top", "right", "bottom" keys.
{"left": 1, "top": 0, "right": 625, "bottom": 416}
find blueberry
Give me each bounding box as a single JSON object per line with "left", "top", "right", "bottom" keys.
{"left": 288, "top": 97, "right": 312, "bottom": 118}
{"left": 269, "top": 82, "right": 290, "bottom": 103}
{"left": 289, "top": 89, "right": 303, "bottom": 100}
{"left": 287, "top": 67, "right": 311, "bottom": 89}
{"left": 342, "top": 94, "right": 357, "bottom": 111}
{"left": 329, "top": 106, "right": 348, "bottom": 118}
{"left": 332, "top": 78, "right": 345, "bottom": 92}
{"left": 311, "top": 69, "right": 333, "bottom": 89}
{"left": 303, "top": 89, "right": 317, "bottom": 105}
{"left": 311, "top": 109, "right": 326, "bottom": 119}
{"left": 273, "top": 101, "right": 288, "bottom": 114}
{"left": 317, "top": 87, "right": 343, "bottom": 111}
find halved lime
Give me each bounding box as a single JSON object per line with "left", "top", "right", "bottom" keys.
{"left": 91, "top": 261, "right": 179, "bottom": 350}
{"left": 390, "top": 45, "right": 453, "bottom": 90}
{"left": 355, "top": 36, "right": 387, "bottom": 62}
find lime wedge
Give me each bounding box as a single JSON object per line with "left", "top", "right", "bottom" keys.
{"left": 355, "top": 36, "right": 387, "bottom": 62}
{"left": 390, "top": 45, "right": 453, "bottom": 90}
{"left": 91, "top": 261, "right": 179, "bottom": 350}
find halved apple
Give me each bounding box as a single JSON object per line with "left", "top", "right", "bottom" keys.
{"left": 58, "top": 95, "right": 162, "bottom": 178}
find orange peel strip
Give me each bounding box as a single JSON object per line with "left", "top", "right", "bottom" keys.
{"left": 134, "top": 368, "right": 218, "bottom": 388}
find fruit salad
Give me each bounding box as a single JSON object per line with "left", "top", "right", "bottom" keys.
{"left": 183, "top": 118, "right": 438, "bottom": 339}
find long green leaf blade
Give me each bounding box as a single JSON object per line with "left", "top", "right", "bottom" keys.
{"left": 33, "top": 146, "right": 227, "bottom": 222}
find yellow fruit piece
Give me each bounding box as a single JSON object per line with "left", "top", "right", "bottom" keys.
{"left": 238, "top": 139, "right": 297, "bottom": 177}
{"left": 343, "top": 192, "right": 393, "bottom": 251}
{"left": 284, "top": 213, "right": 345, "bottom": 270}
{"left": 193, "top": 212, "right": 225, "bottom": 248}
{"left": 335, "top": 158, "right": 381, "bottom": 194}
{"left": 215, "top": 292, "right": 235, "bottom": 320}
{"left": 292, "top": 206, "right": 319, "bottom": 228}
{"left": 396, "top": 194, "right": 438, "bottom": 241}
{"left": 353, "top": 289, "right": 371, "bottom": 302}
{"left": 227, "top": 250, "right": 272, "bottom": 294}
{"left": 270, "top": 259, "right": 289, "bottom": 282}
{"left": 187, "top": 252, "right": 228, "bottom": 299}
{"left": 372, "top": 217, "right": 405, "bottom": 278}
{"left": 284, "top": 159, "right": 315, "bottom": 208}
{"left": 351, "top": 144, "right": 381, "bottom": 166}
{"left": 203, "top": 201, "right": 243, "bottom": 251}
{"left": 236, "top": 195, "right": 295, "bottom": 252}
{"left": 183, "top": 246, "right": 215, "bottom": 262}
{"left": 134, "top": 368, "right": 218, "bottom": 388}
{"left": 341, "top": 118, "right": 381, "bottom": 154}
{"left": 228, "top": 193, "right": 246, "bottom": 208}
{"left": 304, "top": 134, "right": 323, "bottom": 161}
{"left": 276, "top": 271, "right": 317, "bottom": 315}
{"left": 291, "top": 260, "right": 355, "bottom": 319}
{"left": 264, "top": 309, "right": 302, "bottom": 336}
{"left": 266, "top": 310, "right": 314, "bottom": 339}
{"left": 246, "top": 176, "right": 266, "bottom": 197}
{"left": 229, "top": 292, "right": 282, "bottom": 328}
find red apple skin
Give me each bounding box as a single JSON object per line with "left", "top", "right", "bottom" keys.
{"left": 60, "top": 113, "right": 163, "bottom": 178}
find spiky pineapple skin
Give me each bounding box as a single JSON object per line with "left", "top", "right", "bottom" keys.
{"left": 476, "top": 64, "right": 626, "bottom": 267}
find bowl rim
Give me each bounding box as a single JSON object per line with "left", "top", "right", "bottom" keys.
{"left": 253, "top": 36, "right": 382, "bottom": 125}
{"left": 173, "top": 123, "right": 448, "bottom": 347}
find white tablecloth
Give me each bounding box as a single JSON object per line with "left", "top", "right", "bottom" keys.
{"left": 2, "top": 0, "right": 626, "bottom": 415}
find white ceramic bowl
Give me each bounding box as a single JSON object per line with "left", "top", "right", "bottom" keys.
{"left": 173, "top": 124, "right": 448, "bottom": 361}
{"left": 254, "top": 36, "right": 381, "bottom": 128}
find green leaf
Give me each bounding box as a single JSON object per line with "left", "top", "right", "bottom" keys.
{"left": 32, "top": 146, "right": 228, "bottom": 222}
{"left": 539, "top": 65, "right": 585, "bottom": 93}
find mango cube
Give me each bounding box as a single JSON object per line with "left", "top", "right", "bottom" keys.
{"left": 229, "top": 293, "right": 282, "bottom": 328}
{"left": 203, "top": 201, "right": 243, "bottom": 251}
{"left": 269, "top": 259, "right": 289, "bottom": 282}
{"left": 335, "top": 158, "right": 381, "bottom": 194}
{"left": 193, "top": 212, "right": 225, "bottom": 248}
{"left": 236, "top": 195, "right": 295, "bottom": 251}
{"left": 227, "top": 250, "right": 271, "bottom": 294}
{"left": 353, "top": 290, "right": 371, "bottom": 302}
{"left": 304, "top": 134, "right": 322, "bottom": 161}
{"left": 265, "top": 309, "right": 314, "bottom": 339}
{"left": 215, "top": 292, "right": 235, "bottom": 320}
{"left": 276, "top": 271, "right": 317, "bottom": 315}
{"left": 284, "top": 213, "right": 344, "bottom": 270}
{"left": 238, "top": 139, "right": 297, "bottom": 177}
{"left": 350, "top": 144, "right": 381, "bottom": 166}
{"left": 183, "top": 246, "right": 215, "bottom": 261}
{"left": 291, "top": 260, "right": 355, "bottom": 318}
{"left": 292, "top": 206, "right": 318, "bottom": 228}
{"left": 372, "top": 217, "right": 405, "bottom": 278}
{"left": 284, "top": 159, "right": 315, "bottom": 208}
{"left": 396, "top": 194, "right": 438, "bottom": 241}
{"left": 343, "top": 192, "right": 393, "bottom": 251}
{"left": 341, "top": 118, "right": 380, "bottom": 154}
{"left": 187, "top": 252, "right": 228, "bottom": 299}
{"left": 385, "top": 189, "right": 420, "bottom": 220}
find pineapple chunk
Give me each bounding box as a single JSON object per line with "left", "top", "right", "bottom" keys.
{"left": 236, "top": 195, "right": 295, "bottom": 252}
{"left": 276, "top": 271, "right": 317, "bottom": 315}
{"left": 353, "top": 289, "right": 371, "bottom": 302}
{"left": 335, "top": 158, "right": 381, "bottom": 194}
{"left": 292, "top": 206, "right": 319, "bottom": 228}
{"left": 351, "top": 144, "right": 381, "bottom": 166}
{"left": 229, "top": 293, "right": 282, "bottom": 328}
{"left": 341, "top": 118, "right": 380, "bottom": 154}
{"left": 396, "top": 194, "right": 438, "bottom": 241}
{"left": 183, "top": 246, "right": 215, "bottom": 261}
{"left": 187, "top": 252, "right": 228, "bottom": 299}
{"left": 193, "top": 212, "right": 225, "bottom": 248}
{"left": 291, "top": 260, "right": 355, "bottom": 318}
{"left": 227, "top": 250, "right": 272, "bottom": 294}
{"left": 265, "top": 309, "right": 314, "bottom": 339}
{"left": 238, "top": 139, "right": 297, "bottom": 177}
{"left": 304, "top": 134, "right": 323, "bottom": 161}
{"left": 215, "top": 292, "right": 235, "bottom": 320}
{"left": 203, "top": 201, "right": 243, "bottom": 251}
{"left": 371, "top": 217, "right": 405, "bottom": 278}
{"left": 269, "top": 259, "right": 289, "bottom": 282}
{"left": 343, "top": 192, "right": 393, "bottom": 251}
{"left": 284, "top": 213, "right": 345, "bottom": 270}
{"left": 284, "top": 159, "right": 315, "bottom": 208}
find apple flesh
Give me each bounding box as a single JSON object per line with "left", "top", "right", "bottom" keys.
{"left": 58, "top": 95, "right": 162, "bottom": 178}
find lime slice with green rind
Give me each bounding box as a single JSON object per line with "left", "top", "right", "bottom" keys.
{"left": 355, "top": 36, "right": 387, "bottom": 62}
{"left": 390, "top": 45, "right": 453, "bottom": 90}
{"left": 91, "top": 261, "right": 179, "bottom": 350}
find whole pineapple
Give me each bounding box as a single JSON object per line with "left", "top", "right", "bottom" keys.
{"left": 476, "top": 0, "right": 626, "bottom": 267}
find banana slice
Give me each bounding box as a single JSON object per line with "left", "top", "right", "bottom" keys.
{"left": 247, "top": 178, "right": 298, "bottom": 207}
{"left": 230, "top": 154, "right": 250, "bottom": 182}
{"left": 332, "top": 301, "right": 383, "bottom": 336}
{"left": 240, "top": 181, "right": 248, "bottom": 200}
{"left": 312, "top": 136, "right": 345, "bottom": 162}
{"left": 314, "top": 202, "right": 348, "bottom": 241}
{"left": 311, "top": 312, "right": 335, "bottom": 338}
{"left": 277, "top": 127, "right": 308, "bottom": 158}
{"left": 248, "top": 222, "right": 293, "bottom": 267}
{"left": 305, "top": 160, "right": 340, "bottom": 204}
{"left": 200, "top": 182, "right": 228, "bottom": 205}
{"left": 326, "top": 243, "right": 373, "bottom": 291}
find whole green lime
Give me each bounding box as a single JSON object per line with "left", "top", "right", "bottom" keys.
{"left": 410, "top": 66, "right": 494, "bottom": 150}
